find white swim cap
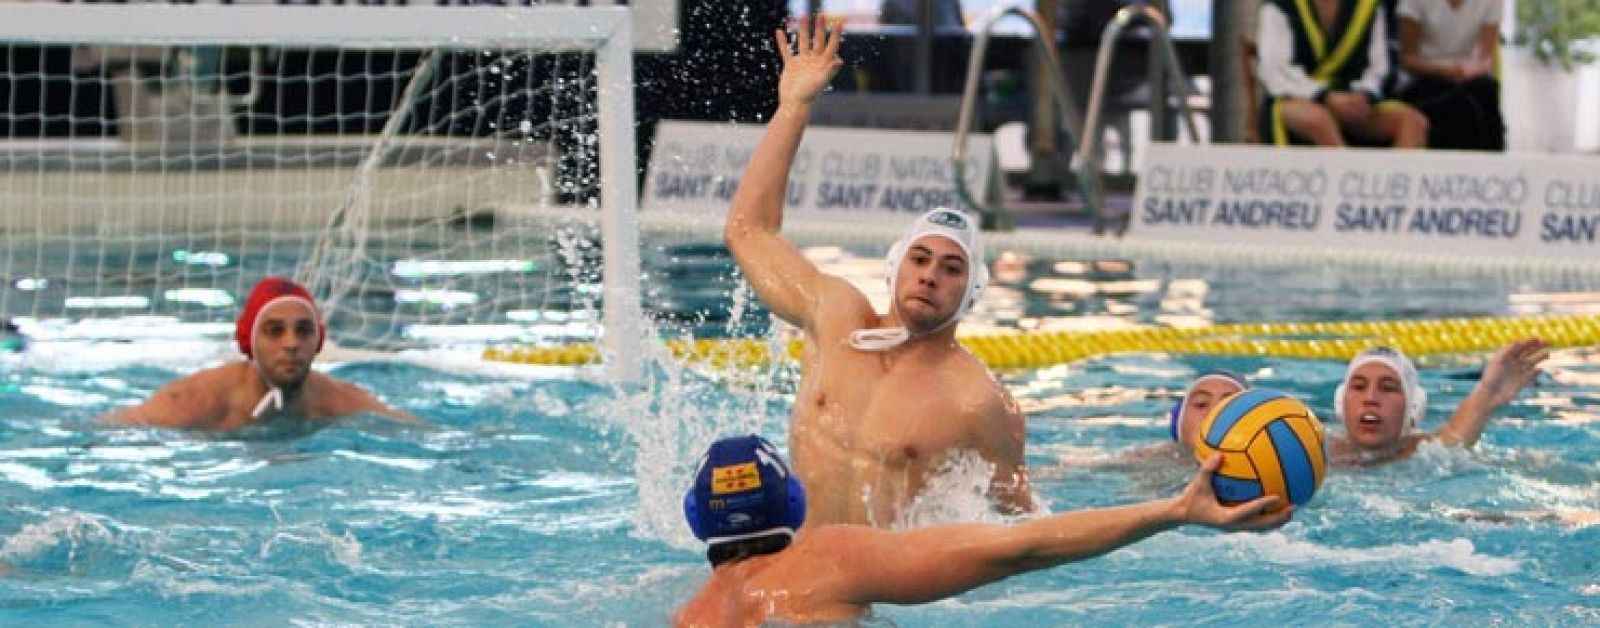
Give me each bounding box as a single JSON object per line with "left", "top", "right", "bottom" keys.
{"left": 849, "top": 208, "right": 988, "bottom": 351}
{"left": 1335, "top": 346, "right": 1428, "bottom": 428}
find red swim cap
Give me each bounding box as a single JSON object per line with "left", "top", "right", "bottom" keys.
{"left": 235, "top": 276, "right": 324, "bottom": 358}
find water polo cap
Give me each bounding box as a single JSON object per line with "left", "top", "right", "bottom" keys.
{"left": 235, "top": 277, "right": 325, "bottom": 418}
{"left": 1168, "top": 369, "right": 1249, "bottom": 442}
{"left": 849, "top": 208, "right": 989, "bottom": 351}
{"left": 683, "top": 434, "right": 807, "bottom": 546}
{"left": 1335, "top": 345, "right": 1427, "bottom": 428}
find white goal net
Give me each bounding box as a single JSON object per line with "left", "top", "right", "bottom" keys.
{"left": 0, "top": 4, "right": 642, "bottom": 379}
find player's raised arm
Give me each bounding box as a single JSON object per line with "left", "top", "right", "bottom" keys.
{"left": 723, "top": 16, "right": 844, "bottom": 330}
{"left": 1436, "top": 338, "right": 1549, "bottom": 447}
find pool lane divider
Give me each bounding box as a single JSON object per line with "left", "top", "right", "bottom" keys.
{"left": 482, "top": 314, "right": 1600, "bottom": 371}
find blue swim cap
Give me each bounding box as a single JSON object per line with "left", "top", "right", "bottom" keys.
{"left": 0, "top": 318, "right": 24, "bottom": 353}
{"left": 683, "top": 434, "right": 806, "bottom": 545}
{"left": 1169, "top": 369, "right": 1249, "bottom": 442}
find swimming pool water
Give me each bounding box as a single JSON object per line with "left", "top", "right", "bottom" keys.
{"left": 2, "top": 242, "right": 1599, "bottom": 625}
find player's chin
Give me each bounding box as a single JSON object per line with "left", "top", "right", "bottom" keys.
{"left": 270, "top": 365, "right": 311, "bottom": 388}
{"left": 1350, "top": 430, "right": 1399, "bottom": 451}
{"left": 901, "top": 303, "right": 951, "bottom": 329}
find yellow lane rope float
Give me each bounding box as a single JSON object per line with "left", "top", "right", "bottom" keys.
{"left": 483, "top": 314, "right": 1600, "bottom": 371}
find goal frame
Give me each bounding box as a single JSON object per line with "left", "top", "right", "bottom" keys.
{"left": 0, "top": 3, "right": 644, "bottom": 382}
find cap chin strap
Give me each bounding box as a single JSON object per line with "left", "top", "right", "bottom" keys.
{"left": 847, "top": 305, "right": 964, "bottom": 352}
{"left": 249, "top": 359, "right": 285, "bottom": 419}
{"left": 251, "top": 386, "right": 284, "bottom": 419}
{"left": 704, "top": 526, "right": 797, "bottom": 546}
{"left": 848, "top": 326, "right": 911, "bottom": 352}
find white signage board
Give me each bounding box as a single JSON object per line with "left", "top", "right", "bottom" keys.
{"left": 1131, "top": 143, "right": 1600, "bottom": 263}
{"left": 10, "top": 0, "right": 679, "bottom": 52}
{"left": 646, "top": 119, "right": 993, "bottom": 218}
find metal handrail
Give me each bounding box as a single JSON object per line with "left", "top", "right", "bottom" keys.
{"left": 951, "top": 6, "right": 1092, "bottom": 227}
{"left": 1078, "top": 5, "right": 1203, "bottom": 234}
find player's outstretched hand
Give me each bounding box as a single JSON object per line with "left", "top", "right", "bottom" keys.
{"left": 1476, "top": 337, "right": 1549, "bottom": 407}
{"left": 1179, "top": 454, "right": 1294, "bottom": 532}
{"left": 774, "top": 15, "right": 843, "bottom": 107}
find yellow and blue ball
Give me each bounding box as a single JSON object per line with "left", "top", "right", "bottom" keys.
{"left": 1192, "top": 388, "right": 1327, "bottom": 511}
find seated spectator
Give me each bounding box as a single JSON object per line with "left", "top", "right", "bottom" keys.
{"left": 879, "top": 0, "right": 964, "bottom": 30}
{"left": 1395, "top": 0, "right": 1506, "bottom": 151}
{"left": 1256, "top": 0, "right": 1428, "bottom": 147}
{"left": 874, "top": 0, "right": 968, "bottom": 93}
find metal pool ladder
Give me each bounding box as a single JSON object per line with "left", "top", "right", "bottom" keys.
{"left": 952, "top": 4, "right": 1204, "bottom": 235}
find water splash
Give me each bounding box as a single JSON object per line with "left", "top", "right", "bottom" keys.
{"left": 880, "top": 449, "right": 1031, "bottom": 530}
{"left": 0, "top": 511, "right": 116, "bottom": 564}
{"left": 600, "top": 257, "right": 794, "bottom": 548}
{"left": 1184, "top": 532, "right": 1521, "bottom": 577}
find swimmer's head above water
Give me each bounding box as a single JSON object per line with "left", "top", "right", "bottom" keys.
{"left": 1170, "top": 369, "right": 1248, "bottom": 449}
{"left": 1336, "top": 346, "right": 1427, "bottom": 453}
{"left": 235, "top": 277, "right": 325, "bottom": 418}
{"left": 850, "top": 208, "right": 988, "bottom": 351}
{"left": 0, "top": 318, "right": 24, "bottom": 353}
{"left": 683, "top": 434, "right": 807, "bottom": 566}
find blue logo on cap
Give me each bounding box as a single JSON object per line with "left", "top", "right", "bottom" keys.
{"left": 927, "top": 210, "right": 969, "bottom": 230}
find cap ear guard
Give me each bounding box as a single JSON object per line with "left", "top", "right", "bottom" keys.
{"left": 779, "top": 475, "right": 806, "bottom": 532}
{"left": 1408, "top": 387, "right": 1428, "bottom": 427}
{"left": 1332, "top": 382, "right": 1347, "bottom": 424}
{"left": 684, "top": 487, "right": 709, "bottom": 541}
{"left": 1167, "top": 399, "right": 1183, "bottom": 442}
{"left": 962, "top": 261, "right": 990, "bottom": 319}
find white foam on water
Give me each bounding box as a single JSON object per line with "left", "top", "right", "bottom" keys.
{"left": 1, "top": 446, "right": 77, "bottom": 460}
{"left": 413, "top": 379, "right": 534, "bottom": 408}
{"left": 85, "top": 444, "right": 177, "bottom": 462}
{"left": 332, "top": 450, "right": 437, "bottom": 472}
{"left": 529, "top": 470, "right": 632, "bottom": 492}
{"left": 1109, "top": 363, "right": 1191, "bottom": 378}
{"left": 1505, "top": 475, "right": 1596, "bottom": 503}
{"left": 130, "top": 559, "right": 275, "bottom": 599}
{"left": 362, "top": 495, "right": 515, "bottom": 521}
{"left": 0, "top": 461, "right": 56, "bottom": 490}
{"left": 0, "top": 511, "right": 115, "bottom": 562}
{"left": 20, "top": 338, "right": 233, "bottom": 374}
{"left": 529, "top": 386, "right": 572, "bottom": 417}
{"left": 181, "top": 458, "right": 270, "bottom": 482}
{"left": 931, "top": 578, "right": 1376, "bottom": 613}
{"left": 257, "top": 510, "right": 364, "bottom": 570}
{"left": 156, "top": 485, "right": 226, "bottom": 500}
{"left": 1352, "top": 492, "right": 1413, "bottom": 519}
{"left": 1166, "top": 532, "right": 1521, "bottom": 577}
{"left": 522, "top": 508, "right": 632, "bottom": 534}
{"left": 524, "top": 562, "right": 700, "bottom": 622}
{"left": 19, "top": 384, "right": 109, "bottom": 407}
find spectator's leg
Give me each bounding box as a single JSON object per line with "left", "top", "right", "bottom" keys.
{"left": 1334, "top": 100, "right": 1428, "bottom": 148}
{"left": 1398, "top": 77, "right": 1460, "bottom": 149}
{"left": 1376, "top": 102, "right": 1429, "bottom": 148}
{"left": 1276, "top": 99, "right": 1346, "bottom": 146}
{"left": 1464, "top": 76, "right": 1506, "bottom": 151}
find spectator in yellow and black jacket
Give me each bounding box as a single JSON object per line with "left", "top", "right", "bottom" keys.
{"left": 1256, "top": 0, "right": 1429, "bottom": 147}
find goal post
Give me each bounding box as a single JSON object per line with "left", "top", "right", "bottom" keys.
{"left": 0, "top": 3, "right": 643, "bottom": 382}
